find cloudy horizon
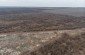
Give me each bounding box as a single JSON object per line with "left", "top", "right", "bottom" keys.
{"left": 0, "top": 0, "right": 85, "bottom": 7}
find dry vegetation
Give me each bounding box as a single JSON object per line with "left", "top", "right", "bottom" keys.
{"left": 0, "top": 13, "right": 85, "bottom": 33}
{"left": 0, "top": 28, "right": 85, "bottom": 55}
{"left": 21, "top": 31, "right": 85, "bottom": 55}
{"left": 0, "top": 8, "right": 85, "bottom": 55}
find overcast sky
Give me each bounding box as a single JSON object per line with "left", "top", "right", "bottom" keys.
{"left": 0, "top": 0, "right": 85, "bottom": 7}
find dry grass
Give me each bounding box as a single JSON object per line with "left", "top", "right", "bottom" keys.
{"left": 22, "top": 32, "right": 85, "bottom": 55}
{"left": 0, "top": 28, "right": 85, "bottom": 55}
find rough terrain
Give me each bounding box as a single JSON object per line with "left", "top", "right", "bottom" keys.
{"left": 0, "top": 28, "right": 85, "bottom": 55}
{"left": 0, "top": 7, "right": 85, "bottom": 55}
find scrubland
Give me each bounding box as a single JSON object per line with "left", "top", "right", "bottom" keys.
{"left": 0, "top": 7, "right": 85, "bottom": 55}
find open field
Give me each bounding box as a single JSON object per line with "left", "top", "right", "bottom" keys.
{"left": 0, "top": 7, "right": 85, "bottom": 55}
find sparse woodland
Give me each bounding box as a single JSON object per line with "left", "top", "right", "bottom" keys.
{"left": 0, "top": 13, "right": 85, "bottom": 33}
